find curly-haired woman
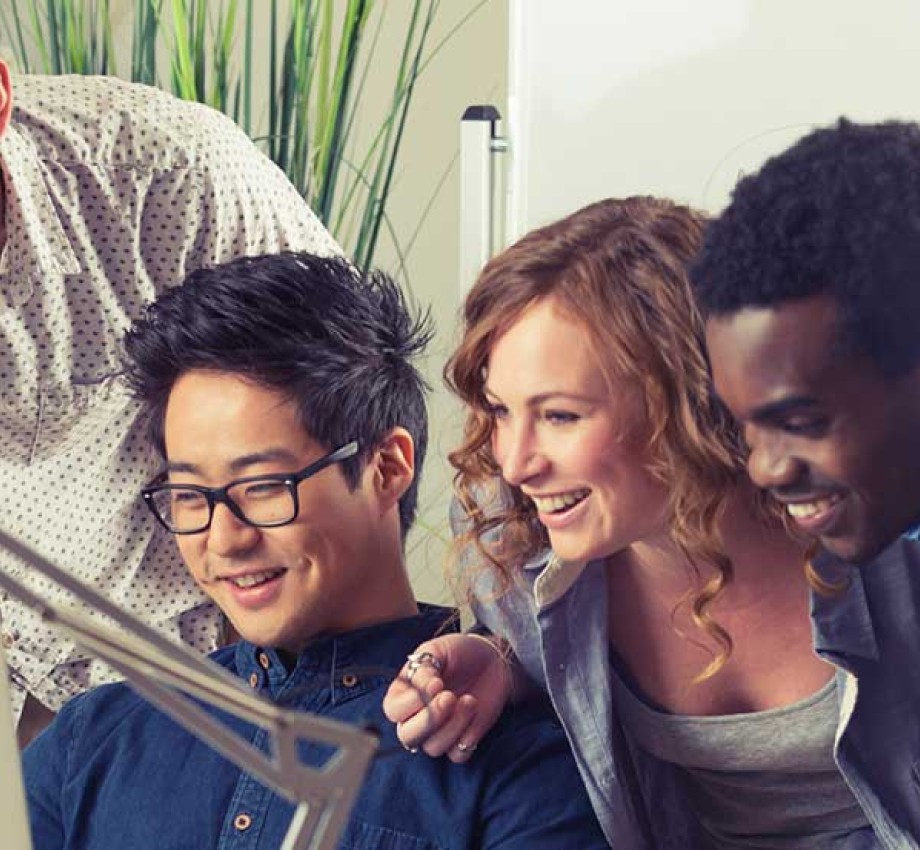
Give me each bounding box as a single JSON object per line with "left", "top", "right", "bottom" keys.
{"left": 385, "top": 197, "right": 876, "bottom": 849}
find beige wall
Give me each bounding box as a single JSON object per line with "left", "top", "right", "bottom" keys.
{"left": 370, "top": 2, "right": 508, "bottom": 603}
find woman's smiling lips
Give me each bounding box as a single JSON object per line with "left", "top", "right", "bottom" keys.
{"left": 529, "top": 489, "right": 591, "bottom": 527}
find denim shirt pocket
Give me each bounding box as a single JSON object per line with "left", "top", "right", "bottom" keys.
{"left": 339, "top": 818, "right": 444, "bottom": 850}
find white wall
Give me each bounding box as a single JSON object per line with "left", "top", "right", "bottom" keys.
{"left": 509, "top": 0, "right": 920, "bottom": 237}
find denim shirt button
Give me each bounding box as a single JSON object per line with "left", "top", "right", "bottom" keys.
{"left": 341, "top": 673, "right": 359, "bottom": 688}
{"left": 258, "top": 652, "right": 271, "bottom": 670}
{"left": 248, "top": 672, "right": 259, "bottom": 688}
{"left": 233, "top": 813, "right": 253, "bottom": 831}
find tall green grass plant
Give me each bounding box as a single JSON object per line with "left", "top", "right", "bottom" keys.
{"left": 2, "top": 0, "right": 490, "bottom": 269}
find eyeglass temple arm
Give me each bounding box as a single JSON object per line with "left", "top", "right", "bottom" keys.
{"left": 0, "top": 528, "right": 377, "bottom": 850}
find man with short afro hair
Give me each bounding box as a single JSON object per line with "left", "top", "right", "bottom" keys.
{"left": 692, "top": 118, "right": 920, "bottom": 846}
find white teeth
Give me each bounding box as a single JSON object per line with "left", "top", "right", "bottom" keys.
{"left": 787, "top": 495, "right": 841, "bottom": 520}
{"left": 532, "top": 489, "right": 590, "bottom": 514}
{"left": 230, "top": 569, "right": 283, "bottom": 589}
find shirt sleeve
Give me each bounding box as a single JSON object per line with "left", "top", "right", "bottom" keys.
{"left": 137, "top": 113, "right": 341, "bottom": 291}
{"left": 476, "top": 705, "right": 609, "bottom": 849}
{"left": 448, "top": 490, "right": 551, "bottom": 697}
{"left": 21, "top": 699, "right": 75, "bottom": 850}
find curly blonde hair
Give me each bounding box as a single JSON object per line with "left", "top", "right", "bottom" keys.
{"left": 447, "top": 196, "right": 781, "bottom": 681}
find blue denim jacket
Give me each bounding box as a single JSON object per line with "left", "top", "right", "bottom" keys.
{"left": 810, "top": 537, "right": 920, "bottom": 849}
{"left": 472, "top": 544, "right": 913, "bottom": 849}
{"left": 24, "top": 605, "right": 607, "bottom": 850}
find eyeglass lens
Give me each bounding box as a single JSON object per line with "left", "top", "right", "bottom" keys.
{"left": 149, "top": 479, "right": 296, "bottom": 533}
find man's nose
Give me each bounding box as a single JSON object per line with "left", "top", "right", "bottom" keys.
{"left": 206, "top": 502, "right": 260, "bottom": 556}
{"left": 745, "top": 428, "right": 802, "bottom": 491}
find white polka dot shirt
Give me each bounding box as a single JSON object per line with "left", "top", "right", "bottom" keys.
{"left": 0, "top": 74, "right": 340, "bottom": 722}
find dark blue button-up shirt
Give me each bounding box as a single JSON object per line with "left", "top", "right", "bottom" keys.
{"left": 24, "top": 605, "right": 607, "bottom": 850}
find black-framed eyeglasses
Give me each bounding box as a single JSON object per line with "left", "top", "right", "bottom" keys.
{"left": 142, "top": 441, "right": 360, "bottom": 535}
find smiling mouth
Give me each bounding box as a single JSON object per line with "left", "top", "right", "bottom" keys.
{"left": 784, "top": 493, "right": 844, "bottom": 521}
{"left": 531, "top": 489, "right": 591, "bottom": 514}
{"left": 224, "top": 568, "right": 285, "bottom": 589}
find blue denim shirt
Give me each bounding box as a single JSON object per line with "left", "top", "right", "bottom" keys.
{"left": 810, "top": 537, "right": 920, "bottom": 849}
{"left": 471, "top": 546, "right": 908, "bottom": 849}
{"left": 23, "top": 604, "right": 607, "bottom": 850}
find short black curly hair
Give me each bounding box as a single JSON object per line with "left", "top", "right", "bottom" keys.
{"left": 691, "top": 118, "right": 920, "bottom": 376}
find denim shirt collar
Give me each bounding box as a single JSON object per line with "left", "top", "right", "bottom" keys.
{"left": 522, "top": 549, "right": 591, "bottom": 612}
{"left": 232, "top": 603, "right": 458, "bottom": 702}
{"left": 903, "top": 522, "right": 920, "bottom": 541}
{"left": 526, "top": 540, "right": 882, "bottom": 661}
{"left": 810, "top": 548, "right": 879, "bottom": 663}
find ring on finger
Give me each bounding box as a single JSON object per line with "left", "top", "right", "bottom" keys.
{"left": 405, "top": 650, "right": 443, "bottom": 683}
{"left": 455, "top": 741, "right": 477, "bottom": 753}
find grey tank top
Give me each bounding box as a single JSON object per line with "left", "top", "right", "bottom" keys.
{"left": 609, "top": 659, "right": 871, "bottom": 848}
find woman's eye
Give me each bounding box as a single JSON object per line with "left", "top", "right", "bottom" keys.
{"left": 484, "top": 402, "right": 509, "bottom": 420}
{"left": 544, "top": 410, "right": 579, "bottom": 424}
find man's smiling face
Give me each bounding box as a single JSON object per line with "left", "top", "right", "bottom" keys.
{"left": 706, "top": 294, "right": 920, "bottom": 564}
{"left": 163, "top": 369, "right": 390, "bottom": 652}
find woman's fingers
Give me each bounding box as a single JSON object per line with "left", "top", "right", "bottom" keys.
{"left": 421, "top": 693, "right": 479, "bottom": 760}
{"left": 382, "top": 652, "right": 446, "bottom": 722}
{"left": 384, "top": 635, "right": 513, "bottom": 759}
{"left": 395, "top": 689, "right": 458, "bottom": 751}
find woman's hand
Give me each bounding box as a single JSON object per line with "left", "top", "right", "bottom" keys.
{"left": 382, "top": 633, "right": 513, "bottom": 763}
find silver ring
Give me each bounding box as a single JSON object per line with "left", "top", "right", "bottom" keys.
{"left": 405, "top": 651, "right": 443, "bottom": 683}
{"left": 456, "top": 741, "right": 477, "bottom": 753}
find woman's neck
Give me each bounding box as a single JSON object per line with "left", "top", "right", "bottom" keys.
{"left": 608, "top": 485, "right": 807, "bottom": 606}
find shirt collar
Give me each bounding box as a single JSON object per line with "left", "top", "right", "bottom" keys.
{"left": 0, "top": 124, "right": 80, "bottom": 285}
{"left": 903, "top": 522, "right": 920, "bottom": 541}
{"left": 234, "top": 603, "right": 459, "bottom": 697}
{"left": 810, "top": 548, "right": 878, "bottom": 662}
{"left": 526, "top": 549, "right": 591, "bottom": 611}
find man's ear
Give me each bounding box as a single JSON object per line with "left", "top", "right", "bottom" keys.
{"left": 0, "top": 61, "right": 12, "bottom": 138}
{"left": 371, "top": 427, "right": 415, "bottom": 510}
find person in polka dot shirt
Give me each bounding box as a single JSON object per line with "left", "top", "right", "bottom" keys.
{"left": 0, "top": 59, "right": 339, "bottom": 744}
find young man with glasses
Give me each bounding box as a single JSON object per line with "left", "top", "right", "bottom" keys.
{"left": 21, "top": 252, "right": 606, "bottom": 849}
